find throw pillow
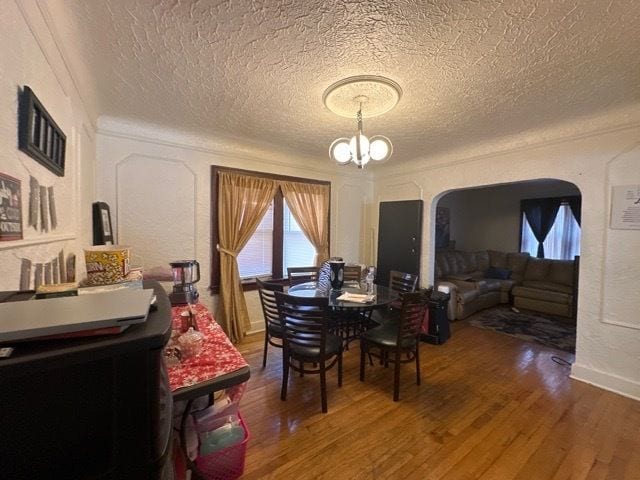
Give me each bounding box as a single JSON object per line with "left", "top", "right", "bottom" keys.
{"left": 484, "top": 267, "right": 512, "bottom": 280}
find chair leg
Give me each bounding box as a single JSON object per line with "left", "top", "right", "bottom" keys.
{"left": 262, "top": 333, "right": 269, "bottom": 368}
{"left": 281, "top": 353, "right": 289, "bottom": 401}
{"left": 320, "top": 361, "right": 328, "bottom": 413}
{"left": 338, "top": 352, "right": 343, "bottom": 387}
{"left": 393, "top": 349, "right": 402, "bottom": 401}
{"left": 359, "top": 342, "right": 365, "bottom": 382}
{"left": 415, "top": 344, "right": 421, "bottom": 386}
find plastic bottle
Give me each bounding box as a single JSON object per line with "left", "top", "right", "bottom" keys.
{"left": 365, "top": 267, "right": 375, "bottom": 294}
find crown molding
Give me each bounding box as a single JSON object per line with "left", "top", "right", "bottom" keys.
{"left": 97, "top": 118, "right": 375, "bottom": 182}
{"left": 373, "top": 115, "right": 640, "bottom": 181}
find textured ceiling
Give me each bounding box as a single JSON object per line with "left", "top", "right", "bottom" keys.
{"left": 47, "top": 0, "right": 640, "bottom": 163}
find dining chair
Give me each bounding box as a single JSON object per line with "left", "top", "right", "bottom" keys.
{"left": 343, "top": 264, "right": 363, "bottom": 283}
{"left": 287, "top": 266, "right": 319, "bottom": 287}
{"left": 274, "top": 291, "right": 343, "bottom": 413}
{"left": 359, "top": 290, "right": 430, "bottom": 401}
{"left": 256, "top": 278, "right": 285, "bottom": 368}
{"left": 371, "top": 270, "right": 419, "bottom": 325}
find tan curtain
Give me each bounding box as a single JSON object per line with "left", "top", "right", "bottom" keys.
{"left": 217, "top": 171, "right": 278, "bottom": 343}
{"left": 280, "top": 181, "right": 330, "bottom": 266}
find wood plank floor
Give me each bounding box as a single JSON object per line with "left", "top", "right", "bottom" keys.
{"left": 234, "top": 322, "right": 640, "bottom": 479}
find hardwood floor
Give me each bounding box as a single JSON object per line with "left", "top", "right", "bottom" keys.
{"left": 234, "top": 322, "right": 640, "bottom": 479}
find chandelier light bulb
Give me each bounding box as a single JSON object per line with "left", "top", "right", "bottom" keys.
{"left": 349, "top": 133, "right": 370, "bottom": 162}
{"left": 369, "top": 135, "right": 392, "bottom": 162}
{"left": 330, "top": 138, "right": 352, "bottom": 164}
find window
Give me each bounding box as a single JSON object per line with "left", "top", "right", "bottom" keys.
{"left": 237, "top": 201, "right": 274, "bottom": 278}
{"left": 521, "top": 201, "right": 581, "bottom": 260}
{"left": 283, "top": 200, "right": 316, "bottom": 271}
{"left": 210, "top": 166, "right": 330, "bottom": 291}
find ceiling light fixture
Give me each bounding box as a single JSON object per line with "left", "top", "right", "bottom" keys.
{"left": 323, "top": 75, "right": 402, "bottom": 169}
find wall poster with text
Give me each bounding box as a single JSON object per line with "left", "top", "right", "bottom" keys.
{"left": 0, "top": 173, "right": 23, "bottom": 241}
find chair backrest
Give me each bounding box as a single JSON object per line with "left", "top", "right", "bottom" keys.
{"left": 274, "top": 292, "right": 329, "bottom": 355}
{"left": 343, "top": 264, "right": 363, "bottom": 282}
{"left": 256, "top": 278, "right": 285, "bottom": 333}
{"left": 397, "top": 289, "right": 431, "bottom": 343}
{"left": 287, "top": 266, "right": 319, "bottom": 286}
{"left": 389, "top": 270, "right": 419, "bottom": 294}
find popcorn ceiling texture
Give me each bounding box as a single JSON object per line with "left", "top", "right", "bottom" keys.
{"left": 46, "top": 0, "right": 640, "bottom": 163}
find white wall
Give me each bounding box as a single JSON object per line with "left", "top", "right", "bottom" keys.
{"left": 439, "top": 181, "right": 580, "bottom": 252}
{"left": 372, "top": 111, "right": 640, "bottom": 401}
{"left": 0, "top": 0, "right": 96, "bottom": 291}
{"left": 96, "top": 117, "right": 373, "bottom": 331}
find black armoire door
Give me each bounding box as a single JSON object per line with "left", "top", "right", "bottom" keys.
{"left": 376, "top": 200, "right": 423, "bottom": 287}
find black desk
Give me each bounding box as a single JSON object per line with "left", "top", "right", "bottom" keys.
{"left": 0, "top": 281, "right": 173, "bottom": 479}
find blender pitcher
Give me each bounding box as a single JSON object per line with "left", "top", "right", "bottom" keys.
{"left": 169, "top": 260, "right": 201, "bottom": 305}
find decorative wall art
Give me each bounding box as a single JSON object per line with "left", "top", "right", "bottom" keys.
{"left": 610, "top": 185, "right": 640, "bottom": 230}
{"left": 26, "top": 175, "right": 58, "bottom": 232}
{"left": 0, "top": 173, "right": 23, "bottom": 241}
{"left": 18, "top": 86, "right": 66, "bottom": 176}
{"left": 92, "top": 202, "right": 114, "bottom": 245}
{"left": 435, "top": 206, "right": 450, "bottom": 249}
{"left": 16, "top": 249, "right": 74, "bottom": 290}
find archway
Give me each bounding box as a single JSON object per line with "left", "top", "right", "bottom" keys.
{"left": 430, "top": 178, "right": 581, "bottom": 355}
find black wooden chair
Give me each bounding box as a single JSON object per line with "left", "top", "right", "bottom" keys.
{"left": 371, "top": 270, "right": 419, "bottom": 325}
{"left": 287, "top": 266, "right": 319, "bottom": 287}
{"left": 256, "top": 278, "right": 285, "bottom": 368}
{"left": 275, "top": 292, "right": 343, "bottom": 413}
{"left": 359, "top": 290, "right": 430, "bottom": 401}
{"left": 343, "top": 264, "right": 363, "bottom": 283}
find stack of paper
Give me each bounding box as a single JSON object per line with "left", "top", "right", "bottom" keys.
{"left": 336, "top": 292, "right": 374, "bottom": 303}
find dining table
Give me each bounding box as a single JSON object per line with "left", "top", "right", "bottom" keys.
{"left": 287, "top": 281, "right": 399, "bottom": 347}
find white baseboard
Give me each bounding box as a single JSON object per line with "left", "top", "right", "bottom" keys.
{"left": 571, "top": 363, "right": 640, "bottom": 402}
{"left": 248, "top": 321, "right": 264, "bottom": 334}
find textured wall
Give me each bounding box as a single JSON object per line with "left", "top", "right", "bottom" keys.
{"left": 96, "top": 117, "right": 374, "bottom": 331}
{"left": 0, "top": 1, "right": 96, "bottom": 291}
{"left": 374, "top": 117, "right": 640, "bottom": 400}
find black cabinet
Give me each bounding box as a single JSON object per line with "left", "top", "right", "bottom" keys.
{"left": 0, "top": 281, "right": 173, "bottom": 479}
{"left": 376, "top": 200, "right": 423, "bottom": 287}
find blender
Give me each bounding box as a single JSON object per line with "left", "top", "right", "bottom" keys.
{"left": 168, "top": 260, "right": 200, "bottom": 306}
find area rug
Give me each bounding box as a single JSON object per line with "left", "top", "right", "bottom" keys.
{"left": 467, "top": 305, "right": 576, "bottom": 353}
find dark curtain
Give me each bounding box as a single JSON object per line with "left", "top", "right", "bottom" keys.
{"left": 567, "top": 195, "right": 581, "bottom": 226}
{"left": 521, "top": 198, "right": 562, "bottom": 258}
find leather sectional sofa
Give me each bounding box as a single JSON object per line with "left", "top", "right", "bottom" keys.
{"left": 435, "top": 249, "right": 576, "bottom": 320}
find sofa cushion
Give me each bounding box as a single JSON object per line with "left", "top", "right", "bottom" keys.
{"left": 484, "top": 267, "right": 512, "bottom": 280}
{"left": 447, "top": 273, "right": 473, "bottom": 282}
{"left": 506, "top": 252, "right": 530, "bottom": 282}
{"left": 475, "top": 251, "right": 490, "bottom": 272}
{"left": 522, "top": 280, "right": 574, "bottom": 295}
{"left": 549, "top": 260, "right": 574, "bottom": 287}
{"left": 458, "top": 288, "right": 480, "bottom": 303}
{"left": 483, "top": 278, "right": 502, "bottom": 292}
{"left": 488, "top": 250, "right": 508, "bottom": 269}
{"left": 495, "top": 279, "right": 515, "bottom": 293}
{"left": 524, "top": 258, "right": 552, "bottom": 281}
{"left": 436, "top": 251, "right": 451, "bottom": 277}
{"left": 512, "top": 285, "right": 572, "bottom": 305}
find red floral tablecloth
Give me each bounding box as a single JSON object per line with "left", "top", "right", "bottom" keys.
{"left": 167, "top": 303, "right": 248, "bottom": 393}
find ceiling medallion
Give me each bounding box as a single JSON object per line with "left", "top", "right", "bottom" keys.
{"left": 323, "top": 75, "right": 402, "bottom": 168}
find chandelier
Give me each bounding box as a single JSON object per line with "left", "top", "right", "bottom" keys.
{"left": 323, "top": 75, "right": 402, "bottom": 169}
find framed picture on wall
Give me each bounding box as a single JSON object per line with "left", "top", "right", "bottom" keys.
{"left": 0, "top": 173, "right": 23, "bottom": 241}
{"left": 92, "top": 201, "right": 114, "bottom": 245}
